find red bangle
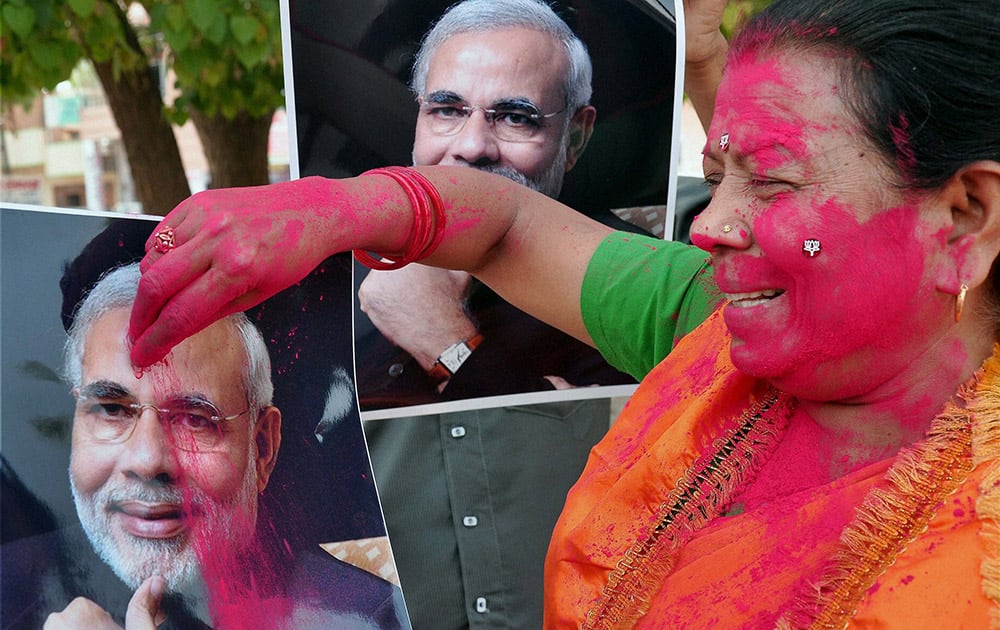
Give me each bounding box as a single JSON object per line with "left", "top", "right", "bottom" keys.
{"left": 354, "top": 166, "right": 447, "bottom": 270}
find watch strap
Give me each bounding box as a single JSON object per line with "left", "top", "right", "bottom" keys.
{"left": 428, "top": 334, "right": 484, "bottom": 383}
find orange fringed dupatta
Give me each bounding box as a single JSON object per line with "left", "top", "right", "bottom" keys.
{"left": 778, "top": 346, "right": 1000, "bottom": 629}
{"left": 976, "top": 354, "right": 1000, "bottom": 627}
{"left": 543, "top": 310, "right": 1000, "bottom": 628}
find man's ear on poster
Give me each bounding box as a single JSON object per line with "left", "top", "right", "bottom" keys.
{"left": 253, "top": 405, "right": 282, "bottom": 494}
{"left": 564, "top": 104, "right": 597, "bottom": 172}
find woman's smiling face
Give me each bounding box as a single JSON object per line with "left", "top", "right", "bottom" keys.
{"left": 690, "top": 48, "right": 956, "bottom": 401}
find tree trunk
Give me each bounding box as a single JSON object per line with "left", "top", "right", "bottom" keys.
{"left": 189, "top": 109, "right": 274, "bottom": 189}
{"left": 86, "top": 2, "right": 190, "bottom": 217}
{"left": 91, "top": 60, "right": 191, "bottom": 216}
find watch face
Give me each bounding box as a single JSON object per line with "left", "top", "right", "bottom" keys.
{"left": 440, "top": 341, "right": 472, "bottom": 373}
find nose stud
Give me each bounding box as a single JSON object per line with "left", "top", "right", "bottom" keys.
{"left": 722, "top": 224, "right": 733, "bottom": 234}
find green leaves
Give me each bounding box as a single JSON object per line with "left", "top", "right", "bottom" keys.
{"left": 184, "top": 0, "right": 223, "bottom": 33}
{"left": 721, "top": 0, "right": 775, "bottom": 38}
{"left": 27, "top": 41, "right": 64, "bottom": 68}
{"left": 2, "top": 0, "right": 283, "bottom": 123}
{"left": 235, "top": 38, "right": 268, "bottom": 70}
{"left": 144, "top": 0, "right": 284, "bottom": 120}
{"left": 67, "top": 0, "right": 96, "bottom": 18}
{"left": 2, "top": 3, "right": 36, "bottom": 37}
{"left": 229, "top": 14, "right": 261, "bottom": 45}
{"left": 2, "top": 0, "right": 79, "bottom": 105}
{"left": 164, "top": 3, "right": 187, "bottom": 31}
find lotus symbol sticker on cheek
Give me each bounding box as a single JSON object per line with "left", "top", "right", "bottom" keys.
{"left": 802, "top": 239, "right": 821, "bottom": 257}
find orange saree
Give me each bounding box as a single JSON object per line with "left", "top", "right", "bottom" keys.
{"left": 544, "top": 310, "right": 999, "bottom": 628}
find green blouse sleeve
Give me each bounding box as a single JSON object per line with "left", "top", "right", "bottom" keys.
{"left": 581, "top": 232, "right": 721, "bottom": 380}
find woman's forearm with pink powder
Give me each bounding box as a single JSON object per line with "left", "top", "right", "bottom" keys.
{"left": 128, "top": 166, "right": 608, "bottom": 367}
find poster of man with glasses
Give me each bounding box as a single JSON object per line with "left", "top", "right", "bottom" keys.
{"left": 291, "top": 0, "right": 680, "bottom": 416}
{"left": 0, "top": 207, "right": 408, "bottom": 628}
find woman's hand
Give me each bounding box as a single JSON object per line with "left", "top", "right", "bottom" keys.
{"left": 129, "top": 177, "right": 341, "bottom": 367}
{"left": 127, "top": 166, "right": 602, "bottom": 370}
{"left": 684, "top": 0, "right": 729, "bottom": 68}
{"left": 683, "top": 0, "right": 729, "bottom": 132}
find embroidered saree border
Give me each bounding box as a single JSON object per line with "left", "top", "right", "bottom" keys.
{"left": 582, "top": 389, "right": 794, "bottom": 629}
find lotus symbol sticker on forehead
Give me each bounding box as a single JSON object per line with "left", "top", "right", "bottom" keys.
{"left": 803, "top": 238, "right": 821, "bottom": 257}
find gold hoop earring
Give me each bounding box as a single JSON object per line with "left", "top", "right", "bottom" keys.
{"left": 955, "top": 283, "right": 968, "bottom": 323}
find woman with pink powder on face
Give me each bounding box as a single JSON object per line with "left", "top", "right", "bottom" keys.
{"left": 127, "top": 0, "right": 999, "bottom": 626}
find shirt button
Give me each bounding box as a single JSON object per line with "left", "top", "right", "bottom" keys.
{"left": 475, "top": 596, "right": 488, "bottom": 613}
{"left": 463, "top": 515, "right": 478, "bottom": 527}
{"left": 388, "top": 363, "right": 404, "bottom": 377}
{"left": 450, "top": 426, "right": 466, "bottom": 438}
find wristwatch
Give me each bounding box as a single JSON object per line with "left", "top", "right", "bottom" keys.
{"left": 428, "top": 334, "right": 484, "bottom": 383}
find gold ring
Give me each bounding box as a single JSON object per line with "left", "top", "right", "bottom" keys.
{"left": 153, "top": 226, "right": 176, "bottom": 253}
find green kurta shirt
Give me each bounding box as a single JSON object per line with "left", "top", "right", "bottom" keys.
{"left": 582, "top": 231, "right": 720, "bottom": 380}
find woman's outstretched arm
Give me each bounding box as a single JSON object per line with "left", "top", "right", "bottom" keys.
{"left": 128, "top": 167, "right": 611, "bottom": 366}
